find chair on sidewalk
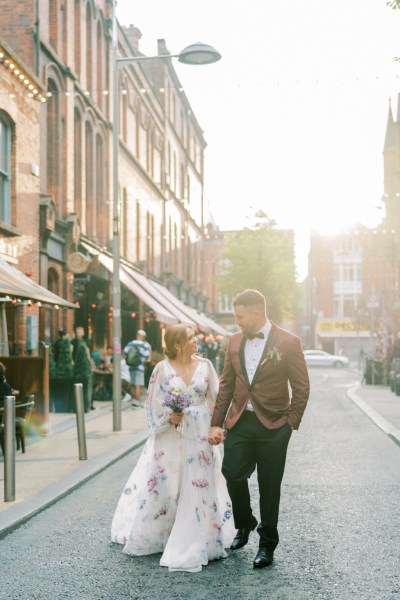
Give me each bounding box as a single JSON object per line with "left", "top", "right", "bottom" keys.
{"left": 0, "top": 394, "right": 35, "bottom": 455}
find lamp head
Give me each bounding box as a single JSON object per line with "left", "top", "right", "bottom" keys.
{"left": 178, "top": 42, "right": 221, "bottom": 65}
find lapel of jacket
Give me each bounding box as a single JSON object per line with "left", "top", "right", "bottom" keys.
{"left": 238, "top": 334, "right": 251, "bottom": 387}
{"left": 250, "top": 323, "right": 279, "bottom": 389}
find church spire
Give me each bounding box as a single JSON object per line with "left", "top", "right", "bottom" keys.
{"left": 383, "top": 98, "right": 396, "bottom": 153}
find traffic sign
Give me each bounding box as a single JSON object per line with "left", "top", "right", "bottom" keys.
{"left": 367, "top": 293, "right": 379, "bottom": 309}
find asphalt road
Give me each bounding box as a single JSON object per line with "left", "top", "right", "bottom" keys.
{"left": 1, "top": 367, "right": 400, "bottom": 600}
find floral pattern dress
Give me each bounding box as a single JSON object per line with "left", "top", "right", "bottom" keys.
{"left": 111, "top": 358, "right": 235, "bottom": 572}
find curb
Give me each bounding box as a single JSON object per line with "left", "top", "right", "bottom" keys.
{"left": 0, "top": 428, "right": 149, "bottom": 539}
{"left": 347, "top": 384, "right": 400, "bottom": 447}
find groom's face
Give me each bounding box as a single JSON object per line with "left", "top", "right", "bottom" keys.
{"left": 234, "top": 304, "right": 260, "bottom": 334}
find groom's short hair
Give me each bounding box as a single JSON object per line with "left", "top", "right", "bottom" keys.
{"left": 232, "top": 289, "right": 266, "bottom": 312}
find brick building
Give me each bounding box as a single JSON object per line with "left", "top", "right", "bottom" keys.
{"left": 304, "top": 99, "right": 400, "bottom": 361}
{"left": 0, "top": 0, "right": 226, "bottom": 354}
{"left": 306, "top": 226, "right": 388, "bottom": 359}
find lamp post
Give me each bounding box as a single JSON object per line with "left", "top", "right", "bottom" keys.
{"left": 111, "top": 1, "right": 221, "bottom": 431}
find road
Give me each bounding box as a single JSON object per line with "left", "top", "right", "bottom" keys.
{"left": 1, "top": 367, "right": 400, "bottom": 600}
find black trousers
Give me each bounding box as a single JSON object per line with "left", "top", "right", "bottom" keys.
{"left": 222, "top": 411, "right": 292, "bottom": 551}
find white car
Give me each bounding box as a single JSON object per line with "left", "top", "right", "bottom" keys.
{"left": 303, "top": 349, "right": 349, "bottom": 368}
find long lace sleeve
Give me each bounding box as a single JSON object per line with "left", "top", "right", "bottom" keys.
{"left": 205, "top": 359, "right": 220, "bottom": 414}
{"left": 145, "top": 361, "right": 171, "bottom": 434}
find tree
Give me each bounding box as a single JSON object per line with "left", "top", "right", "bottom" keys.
{"left": 216, "top": 214, "right": 301, "bottom": 324}
{"left": 48, "top": 344, "right": 56, "bottom": 379}
{"left": 387, "top": 1, "right": 400, "bottom": 9}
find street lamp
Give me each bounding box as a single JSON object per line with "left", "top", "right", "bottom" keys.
{"left": 111, "top": 1, "right": 221, "bottom": 431}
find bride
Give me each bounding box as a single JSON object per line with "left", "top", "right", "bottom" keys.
{"left": 111, "top": 324, "right": 235, "bottom": 572}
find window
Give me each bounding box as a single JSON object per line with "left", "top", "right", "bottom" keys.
{"left": 0, "top": 112, "right": 13, "bottom": 224}
{"left": 49, "top": 0, "right": 59, "bottom": 51}
{"left": 47, "top": 79, "right": 62, "bottom": 209}
{"left": 74, "top": 108, "right": 82, "bottom": 218}
{"left": 74, "top": 0, "right": 81, "bottom": 77}
{"left": 96, "top": 133, "right": 106, "bottom": 243}
{"left": 86, "top": 3, "right": 92, "bottom": 93}
{"left": 85, "top": 121, "right": 93, "bottom": 235}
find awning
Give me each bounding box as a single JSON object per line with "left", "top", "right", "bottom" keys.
{"left": 150, "top": 279, "right": 231, "bottom": 336}
{"left": 80, "top": 241, "right": 230, "bottom": 335}
{"left": 0, "top": 258, "right": 76, "bottom": 308}
{"left": 97, "top": 254, "right": 177, "bottom": 325}
{"left": 123, "top": 264, "right": 197, "bottom": 328}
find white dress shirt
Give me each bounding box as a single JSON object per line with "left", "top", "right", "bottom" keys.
{"left": 244, "top": 320, "right": 271, "bottom": 411}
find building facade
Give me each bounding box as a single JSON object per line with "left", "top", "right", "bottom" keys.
{"left": 0, "top": 0, "right": 222, "bottom": 354}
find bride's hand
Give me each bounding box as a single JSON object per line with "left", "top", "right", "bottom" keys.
{"left": 169, "top": 412, "right": 183, "bottom": 425}
{"left": 208, "top": 426, "right": 225, "bottom": 445}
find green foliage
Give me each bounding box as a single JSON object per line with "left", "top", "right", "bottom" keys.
{"left": 48, "top": 344, "right": 57, "bottom": 379}
{"left": 55, "top": 336, "right": 73, "bottom": 377}
{"left": 387, "top": 1, "right": 400, "bottom": 9}
{"left": 73, "top": 340, "right": 93, "bottom": 381}
{"left": 216, "top": 217, "right": 301, "bottom": 324}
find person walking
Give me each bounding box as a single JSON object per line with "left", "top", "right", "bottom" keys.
{"left": 209, "top": 289, "right": 310, "bottom": 569}
{"left": 123, "top": 329, "right": 151, "bottom": 406}
{"left": 111, "top": 324, "right": 235, "bottom": 572}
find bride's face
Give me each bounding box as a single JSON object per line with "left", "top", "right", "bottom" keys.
{"left": 177, "top": 328, "right": 197, "bottom": 358}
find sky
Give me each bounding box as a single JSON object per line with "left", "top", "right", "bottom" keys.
{"left": 116, "top": 1, "right": 400, "bottom": 280}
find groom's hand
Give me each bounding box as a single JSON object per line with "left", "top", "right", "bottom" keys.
{"left": 208, "top": 426, "right": 225, "bottom": 445}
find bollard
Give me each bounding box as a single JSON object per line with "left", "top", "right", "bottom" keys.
{"left": 4, "top": 395, "right": 16, "bottom": 502}
{"left": 74, "top": 383, "right": 88, "bottom": 461}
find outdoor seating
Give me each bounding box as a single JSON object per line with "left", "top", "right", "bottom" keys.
{"left": 0, "top": 394, "right": 35, "bottom": 455}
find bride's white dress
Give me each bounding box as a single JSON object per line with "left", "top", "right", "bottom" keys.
{"left": 111, "top": 358, "right": 235, "bottom": 572}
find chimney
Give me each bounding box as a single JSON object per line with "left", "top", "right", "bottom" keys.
{"left": 123, "top": 25, "right": 142, "bottom": 52}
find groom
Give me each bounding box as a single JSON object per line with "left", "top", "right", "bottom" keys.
{"left": 209, "top": 289, "right": 310, "bottom": 568}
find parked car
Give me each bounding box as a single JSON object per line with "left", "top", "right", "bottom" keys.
{"left": 303, "top": 349, "right": 349, "bottom": 368}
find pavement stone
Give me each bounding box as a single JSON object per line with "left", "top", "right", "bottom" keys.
{"left": 1, "top": 370, "right": 400, "bottom": 539}
{"left": 0, "top": 399, "right": 149, "bottom": 535}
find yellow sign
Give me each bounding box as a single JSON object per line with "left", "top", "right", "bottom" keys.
{"left": 317, "top": 319, "right": 368, "bottom": 334}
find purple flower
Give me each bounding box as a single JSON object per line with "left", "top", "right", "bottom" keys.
{"left": 162, "top": 385, "right": 192, "bottom": 412}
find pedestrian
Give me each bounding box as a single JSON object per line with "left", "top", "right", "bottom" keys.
{"left": 111, "top": 324, "right": 235, "bottom": 572}
{"left": 142, "top": 333, "right": 153, "bottom": 389}
{"left": 208, "top": 289, "right": 310, "bottom": 569}
{"left": 123, "top": 329, "right": 151, "bottom": 406}
{"left": 120, "top": 356, "right": 132, "bottom": 403}
{"left": 53, "top": 328, "right": 66, "bottom": 363}
{"left": 0, "top": 362, "right": 19, "bottom": 398}
{"left": 71, "top": 326, "right": 96, "bottom": 411}
{"left": 71, "top": 326, "right": 88, "bottom": 361}
{"left": 205, "top": 333, "right": 219, "bottom": 369}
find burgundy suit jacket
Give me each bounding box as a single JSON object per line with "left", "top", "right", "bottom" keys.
{"left": 211, "top": 323, "right": 310, "bottom": 431}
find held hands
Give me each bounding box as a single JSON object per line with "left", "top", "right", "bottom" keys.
{"left": 169, "top": 411, "right": 184, "bottom": 425}
{"left": 208, "top": 426, "right": 225, "bottom": 445}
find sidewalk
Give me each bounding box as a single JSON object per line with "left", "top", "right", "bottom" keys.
{"left": 0, "top": 399, "right": 149, "bottom": 536}
{"left": 347, "top": 378, "right": 400, "bottom": 447}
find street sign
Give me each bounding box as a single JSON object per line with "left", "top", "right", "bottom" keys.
{"left": 367, "top": 293, "right": 379, "bottom": 309}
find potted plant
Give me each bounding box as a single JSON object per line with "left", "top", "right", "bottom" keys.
{"left": 50, "top": 335, "right": 75, "bottom": 412}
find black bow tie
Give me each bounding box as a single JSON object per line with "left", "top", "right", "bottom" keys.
{"left": 246, "top": 332, "right": 264, "bottom": 340}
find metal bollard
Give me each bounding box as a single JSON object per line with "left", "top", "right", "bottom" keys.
{"left": 74, "top": 383, "right": 88, "bottom": 461}
{"left": 4, "top": 395, "right": 16, "bottom": 502}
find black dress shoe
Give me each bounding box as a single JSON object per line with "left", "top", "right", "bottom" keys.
{"left": 253, "top": 547, "right": 274, "bottom": 568}
{"left": 230, "top": 516, "right": 258, "bottom": 550}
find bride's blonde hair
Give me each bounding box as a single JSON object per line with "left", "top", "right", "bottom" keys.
{"left": 164, "top": 324, "right": 194, "bottom": 359}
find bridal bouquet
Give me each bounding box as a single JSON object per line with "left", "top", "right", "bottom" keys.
{"left": 162, "top": 385, "right": 191, "bottom": 429}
